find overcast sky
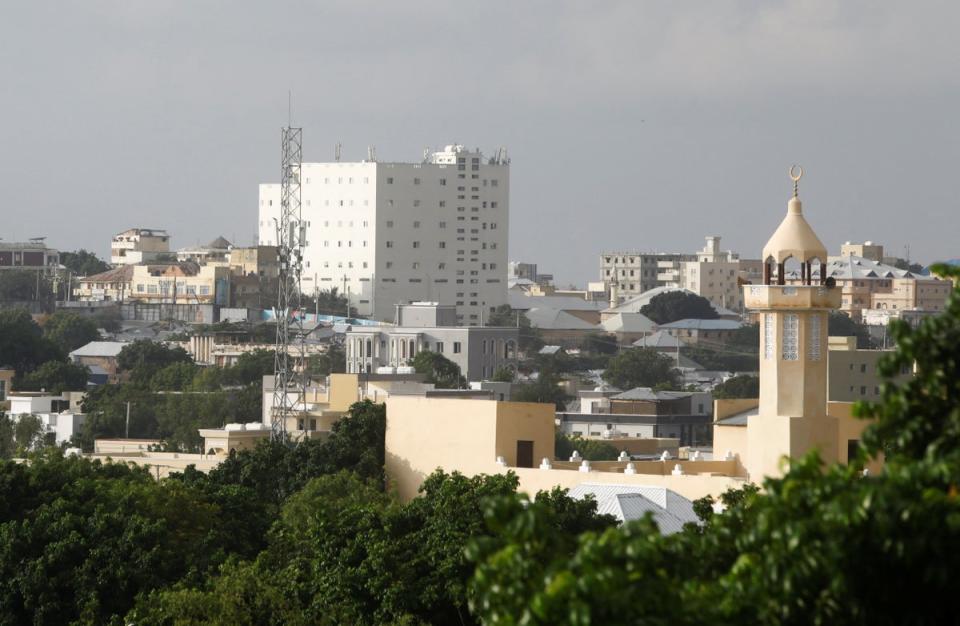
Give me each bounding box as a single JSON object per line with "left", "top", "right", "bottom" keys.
{"left": 2, "top": 1, "right": 957, "bottom": 285}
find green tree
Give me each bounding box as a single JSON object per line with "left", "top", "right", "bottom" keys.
{"left": 231, "top": 349, "right": 276, "bottom": 385}
{"left": 92, "top": 308, "right": 123, "bottom": 333}
{"left": 0, "top": 270, "right": 51, "bottom": 303}
{"left": 303, "top": 287, "right": 358, "bottom": 317}
{"left": 602, "top": 347, "right": 680, "bottom": 389}
{"left": 20, "top": 360, "right": 90, "bottom": 394}
{"left": 828, "top": 311, "right": 875, "bottom": 348}
{"left": 640, "top": 291, "right": 719, "bottom": 324}
{"left": 42, "top": 311, "right": 100, "bottom": 353}
{"left": 512, "top": 369, "right": 568, "bottom": 409}
{"left": 59, "top": 249, "right": 110, "bottom": 277}
{"left": 412, "top": 350, "right": 466, "bottom": 388}
{"left": 580, "top": 332, "right": 619, "bottom": 355}
{"left": 0, "top": 308, "right": 63, "bottom": 376}
{"left": 492, "top": 365, "right": 515, "bottom": 382}
{"left": 150, "top": 361, "right": 199, "bottom": 391}
{"left": 487, "top": 304, "right": 543, "bottom": 354}
{"left": 0, "top": 414, "right": 13, "bottom": 459}
{"left": 712, "top": 374, "right": 760, "bottom": 399}
{"left": 554, "top": 431, "right": 620, "bottom": 461}
{"left": 466, "top": 264, "right": 960, "bottom": 626}
{"left": 306, "top": 342, "right": 345, "bottom": 377}
{"left": 117, "top": 339, "right": 192, "bottom": 385}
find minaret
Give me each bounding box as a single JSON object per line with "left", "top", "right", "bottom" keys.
{"left": 744, "top": 166, "right": 842, "bottom": 479}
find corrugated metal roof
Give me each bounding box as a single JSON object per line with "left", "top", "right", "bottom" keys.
{"left": 613, "top": 387, "right": 692, "bottom": 401}
{"left": 600, "top": 312, "right": 657, "bottom": 333}
{"left": 659, "top": 319, "right": 743, "bottom": 331}
{"left": 70, "top": 341, "right": 129, "bottom": 358}
{"left": 568, "top": 483, "right": 699, "bottom": 534}
{"left": 525, "top": 307, "right": 599, "bottom": 330}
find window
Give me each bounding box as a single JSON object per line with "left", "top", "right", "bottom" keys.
{"left": 412, "top": 262, "right": 419, "bottom": 270}
{"left": 860, "top": 363, "right": 867, "bottom": 373}
{"left": 438, "top": 241, "right": 446, "bottom": 249}
{"left": 435, "top": 341, "right": 444, "bottom": 353}
{"left": 413, "top": 241, "right": 420, "bottom": 248}
{"left": 453, "top": 342, "right": 462, "bottom": 354}
{"left": 782, "top": 314, "right": 799, "bottom": 360}
{"left": 440, "top": 178, "right": 446, "bottom": 186}
{"left": 386, "top": 241, "right": 393, "bottom": 248}
{"left": 764, "top": 313, "right": 775, "bottom": 359}
{"left": 413, "top": 220, "right": 420, "bottom": 228}
{"left": 386, "top": 220, "right": 394, "bottom": 227}
{"left": 413, "top": 177, "right": 421, "bottom": 185}
{"left": 439, "top": 221, "right": 446, "bottom": 228}
{"left": 387, "top": 177, "right": 394, "bottom": 184}
{"left": 808, "top": 313, "right": 821, "bottom": 360}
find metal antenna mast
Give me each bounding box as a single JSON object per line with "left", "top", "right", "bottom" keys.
{"left": 272, "top": 125, "right": 306, "bottom": 441}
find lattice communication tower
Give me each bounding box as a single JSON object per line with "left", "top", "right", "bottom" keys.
{"left": 272, "top": 126, "right": 307, "bottom": 441}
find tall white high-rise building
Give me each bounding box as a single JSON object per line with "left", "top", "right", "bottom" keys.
{"left": 258, "top": 144, "right": 509, "bottom": 324}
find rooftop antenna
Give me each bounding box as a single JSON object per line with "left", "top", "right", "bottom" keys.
{"left": 367, "top": 145, "right": 376, "bottom": 162}
{"left": 272, "top": 119, "right": 307, "bottom": 443}
{"left": 789, "top": 164, "right": 803, "bottom": 198}
{"left": 335, "top": 142, "right": 342, "bottom": 162}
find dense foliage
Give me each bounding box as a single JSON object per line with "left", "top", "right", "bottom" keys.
{"left": 412, "top": 350, "right": 467, "bottom": 388}
{"left": 466, "top": 263, "right": 960, "bottom": 625}
{"left": 640, "top": 291, "right": 719, "bottom": 324}
{"left": 602, "top": 346, "right": 680, "bottom": 389}
{"left": 42, "top": 310, "right": 101, "bottom": 353}
{"left": 59, "top": 249, "right": 111, "bottom": 277}
{"left": 554, "top": 431, "right": 620, "bottom": 461}
{"left": 711, "top": 374, "right": 760, "bottom": 399}
{"left": 512, "top": 368, "right": 569, "bottom": 409}
{"left": 487, "top": 304, "right": 543, "bottom": 354}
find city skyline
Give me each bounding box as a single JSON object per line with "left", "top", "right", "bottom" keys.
{"left": 2, "top": 1, "right": 957, "bottom": 285}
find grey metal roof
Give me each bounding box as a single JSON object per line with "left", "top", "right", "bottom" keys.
{"left": 538, "top": 345, "right": 563, "bottom": 355}
{"left": 632, "top": 330, "right": 683, "bottom": 348}
{"left": 612, "top": 387, "right": 692, "bottom": 401}
{"left": 70, "top": 341, "right": 129, "bottom": 358}
{"left": 509, "top": 291, "right": 608, "bottom": 312}
{"left": 659, "top": 319, "right": 744, "bottom": 331}
{"left": 568, "top": 483, "right": 699, "bottom": 534}
{"left": 525, "top": 307, "right": 599, "bottom": 330}
{"left": 600, "top": 312, "right": 657, "bottom": 333}
{"left": 821, "top": 255, "right": 942, "bottom": 281}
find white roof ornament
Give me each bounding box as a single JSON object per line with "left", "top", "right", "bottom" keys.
{"left": 539, "top": 457, "right": 553, "bottom": 470}
{"left": 660, "top": 450, "right": 671, "bottom": 461}
{"left": 671, "top": 464, "right": 685, "bottom": 476}
{"left": 495, "top": 455, "right": 508, "bottom": 467}
{"left": 624, "top": 462, "right": 637, "bottom": 475}
{"left": 579, "top": 459, "right": 592, "bottom": 473}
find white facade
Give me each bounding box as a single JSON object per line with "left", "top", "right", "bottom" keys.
{"left": 111, "top": 228, "right": 171, "bottom": 265}
{"left": 659, "top": 236, "right": 743, "bottom": 311}
{"left": 258, "top": 145, "right": 509, "bottom": 324}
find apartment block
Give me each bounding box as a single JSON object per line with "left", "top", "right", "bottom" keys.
{"left": 258, "top": 144, "right": 509, "bottom": 324}
{"left": 75, "top": 263, "right": 230, "bottom": 305}
{"left": 599, "top": 252, "right": 694, "bottom": 298}
{"left": 111, "top": 228, "right": 171, "bottom": 265}
{"left": 657, "top": 236, "right": 743, "bottom": 311}
{"left": 344, "top": 303, "right": 518, "bottom": 381}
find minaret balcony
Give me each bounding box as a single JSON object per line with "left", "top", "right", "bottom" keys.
{"left": 743, "top": 284, "right": 841, "bottom": 310}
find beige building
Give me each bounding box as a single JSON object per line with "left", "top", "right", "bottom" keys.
{"left": 75, "top": 263, "right": 231, "bottom": 306}
{"left": 111, "top": 228, "right": 171, "bottom": 265}
{"left": 838, "top": 241, "right": 884, "bottom": 263}
{"left": 826, "top": 336, "right": 912, "bottom": 402}
{"left": 658, "top": 236, "right": 744, "bottom": 311}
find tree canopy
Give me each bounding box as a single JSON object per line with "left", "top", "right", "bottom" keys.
{"left": 412, "top": 350, "right": 466, "bottom": 388}
{"left": 42, "top": 311, "right": 100, "bottom": 353}
{"left": 59, "top": 249, "right": 110, "bottom": 277}
{"left": 640, "top": 291, "right": 719, "bottom": 324}
{"left": 602, "top": 347, "right": 680, "bottom": 389}
{"left": 487, "top": 304, "right": 543, "bottom": 354}
{"left": 712, "top": 374, "right": 760, "bottom": 399}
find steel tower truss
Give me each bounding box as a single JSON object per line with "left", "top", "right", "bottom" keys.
{"left": 272, "top": 126, "right": 307, "bottom": 441}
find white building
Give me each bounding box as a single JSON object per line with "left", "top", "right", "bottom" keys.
{"left": 111, "top": 228, "right": 171, "bottom": 265}
{"left": 258, "top": 144, "right": 509, "bottom": 325}
{"left": 657, "top": 236, "right": 743, "bottom": 311}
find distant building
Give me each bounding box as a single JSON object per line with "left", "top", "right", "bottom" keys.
{"left": 826, "top": 336, "right": 913, "bottom": 402}
{"left": 0, "top": 240, "right": 59, "bottom": 273}
{"left": 344, "top": 303, "right": 518, "bottom": 381}
{"left": 258, "top": 144, "right": 509, "bottom": 324}
{"left": 70, "top": 341, "right": 129, "bottom": 383}
{"left": 111, "top": 228, "right": 171, "bottom": 265}
{"left": 75, "top": 263, "right": 231, "bottom": 306}
{"left": 838, "top": 241, "right": 885, "bottom": 263}
{"left": 658, "top": 318, "right": 744, "bottom": 346}
{"left": 657, "top": 236, "right": 744, "bottom": 311}
{"left": 599, "top": 252, "right": 694, "bottom": 299}
{"left": 176, "top": 236, "right": 232, "bottom": 265}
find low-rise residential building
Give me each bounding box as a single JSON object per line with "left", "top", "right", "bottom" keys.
{"left": 826, "top": 336, "right": 913, "bottom": 402}
{"left": 228, "top": 245, "right": 280, "bottom": 279}
{"left": 344, "top": 303, "right": 518, "bottom": 380}
{"left": 837, "top": 241, "right": 885, "bottom": 263}
{"left": 75, "top": 263, "right": 231, "bottom": 306}
{"left": 817, "top": 255, "right": 949, "bottom": 321}
{"left": 70, "top": 341, "right": 128, "bottom": 383}
{"left": 659, "top": 318, "right": 744, "bottom": 346}
{"left": 176, "top": 236, "right": 232, "bottom": 265}
{"left": 0, "top": 240, "right": 59, "bottom": 273}
{"left": 111, "top": 228, "right": 171, "bottom": 265}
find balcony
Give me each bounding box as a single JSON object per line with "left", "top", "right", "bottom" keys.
{"left": 743, "top": 285, "right": 841, "bottom": 310}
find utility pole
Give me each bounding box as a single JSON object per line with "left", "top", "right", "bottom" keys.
{"left": 125, "top": 402, "right": 131, "bottom": 439}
